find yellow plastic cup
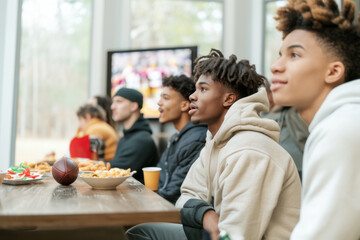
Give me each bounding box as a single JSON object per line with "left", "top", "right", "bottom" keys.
{"left": 142, "top": 167, "right": 161, "bottom": 191}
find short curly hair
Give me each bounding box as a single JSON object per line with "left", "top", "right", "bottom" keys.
{"left": 275, "top": 0, "right": 360, "bottom": 82}
{"left": 162, "top": 74, "right": 195, "bottom": 101}
{"left": 193, "top": 49, "right": 266, "bottom": 99}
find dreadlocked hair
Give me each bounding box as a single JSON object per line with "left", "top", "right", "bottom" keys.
{"left": 275, "top": 0, "right": 360, "bottom": 82}
{"left": 193, "top": 49, "right": 266, "bottom": 98}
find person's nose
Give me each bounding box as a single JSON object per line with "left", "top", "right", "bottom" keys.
{"left": 270, "top": 57, "right": 284, "bottom": 74}
{"left": 157, "top": 98, "right": 163, "bottom": 107}
{"left": 189, "top": 91, "right": 197, "bottom": 102}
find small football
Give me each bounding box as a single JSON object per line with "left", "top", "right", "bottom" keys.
{"left": 52, "top": 157, "right": 79, "bottom": 185}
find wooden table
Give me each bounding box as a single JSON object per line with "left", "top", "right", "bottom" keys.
{"left": 0, "top": 176, "right": 180, "bottom": 229}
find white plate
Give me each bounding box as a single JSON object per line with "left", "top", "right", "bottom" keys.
{"left": 2, "top": 177, "right": 43, "bottom": 185}
{"left": 80, "top": 172, "right": 135, "bottom": 190}
{"left": 31, "top": 170, "right": 51, "bottom": 177}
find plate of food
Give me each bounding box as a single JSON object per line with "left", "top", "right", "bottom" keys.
{"left": 2, "top": 164, "right": 43, "bottom": 185}
{"left": 80, "top": 168, "right": 135, "bottom": 190}
{"left": 22, "top": 161, "right": 52, "bottom": 176}
{"left": 2, "top": 177, "right": 43, "bottom": 185}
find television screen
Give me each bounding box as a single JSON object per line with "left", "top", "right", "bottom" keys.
{"left": 107, "top": 46, "right": 198, "bottom": 118}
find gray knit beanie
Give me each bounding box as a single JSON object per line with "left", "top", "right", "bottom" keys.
{"left": 114, "top": 88, "right": 143, "bottom": 109}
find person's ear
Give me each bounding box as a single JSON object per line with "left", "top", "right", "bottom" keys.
{"left": 130, "top": 102, "right": 139, "bottom": 112}
{"left": 223, "top": 92, "right": 237, "bottom": 108}
{"left": 180, "top": 100, "right": 190, "bottom": 112}
{"left": 325, "top": 61, "right": 345, "bottom": 85}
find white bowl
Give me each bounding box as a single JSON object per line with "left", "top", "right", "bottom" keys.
{"left": 80, "top": 172, "right": 135, "bottom": 190}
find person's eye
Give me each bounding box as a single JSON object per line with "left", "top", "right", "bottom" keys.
{"left": 200, "top": 87, "right": 207, "bottom": 92}
{"left": 291, "top": 52, "right": 300, "bottom": 58}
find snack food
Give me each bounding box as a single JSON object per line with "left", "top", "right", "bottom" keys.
{"left": 81, "top": 168, "right": 131, "bottom": 178}
{"left": 22, "top": 161, "right": 51, "bottom": 175}
{"left": 74, "top": 159, "right": 111, "bottom": 172}
{"left": 5, "top": 163, "right": 42, "bottom": 180}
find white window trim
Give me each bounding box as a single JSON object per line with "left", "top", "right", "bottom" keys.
{"left": 89, "top": 0, "right": 131, "bottom": 97}
{"left": 223, "top": 0, "right": 264, "bottom": 72}
{"left": 0, "top": 0, "right": 22, "bottom": 169}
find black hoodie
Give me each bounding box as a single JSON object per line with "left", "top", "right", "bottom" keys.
{"left": 157, "top": 122, "right": 206, "bottom": 204}
{"left": 111, "top": 115, "right": 158, "bottom": 182}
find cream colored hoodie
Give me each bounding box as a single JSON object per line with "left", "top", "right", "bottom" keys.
{"left": 176, "top": 89, "right": 301, "bottom": 240}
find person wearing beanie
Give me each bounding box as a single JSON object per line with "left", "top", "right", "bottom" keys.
{"left": 110, "top": 87, "right": 158, "bottom": 183}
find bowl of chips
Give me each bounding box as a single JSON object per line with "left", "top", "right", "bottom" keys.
{"left": 80, "top": 168, "right": 135, "bottom": 190}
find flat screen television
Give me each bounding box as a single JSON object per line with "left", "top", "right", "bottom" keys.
{"left": 107, "top": 46, "right": 198, "bottom": 118}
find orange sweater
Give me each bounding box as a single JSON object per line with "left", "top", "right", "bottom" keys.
{"left": 76, "top": 118, "right": 118, "bottom": 160}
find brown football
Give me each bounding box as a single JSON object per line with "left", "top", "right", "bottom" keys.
{"left": 52, "top": 157, "right": 79, "bottom": 185}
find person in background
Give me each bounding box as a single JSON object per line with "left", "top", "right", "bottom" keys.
{"left": 126, "top": 49, "right": 301, "bottom": 240}
{"left": 88, "top": 95, "right": 117, "bottom": 131}
{"left": 262, "top": 80, "right": 309, "bottom": 179}
{"left": 75, "top": 104, "right": 118, "bottom": 161}
{"left": 271, "top": 0, "right": 360, "bottom": 239}
{"left": 110, "top": 88, "right": 158, "bottom": 183}
{"left": 157, "top": 75, "right": 207, "bottom": 204}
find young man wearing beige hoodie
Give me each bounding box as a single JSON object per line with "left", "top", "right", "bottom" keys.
{"left": 126, "top": 49, "right": 301, "bottom": 240}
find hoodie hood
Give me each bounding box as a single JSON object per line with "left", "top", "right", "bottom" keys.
{"left": 212, "top": 88, "right": 280, "bottom": 145}
{"left": 123, "top": 114, "right": 152, "bottom": 135}
{"left": 310, "top": 79, "right": 360, "bottom": 132}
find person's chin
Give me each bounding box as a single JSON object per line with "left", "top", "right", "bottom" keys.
{"left": 158, "top": 117, "right": 166, "bottom": 123}
{"left": 272, "top": 94, "right": 290, "bottom": 107}
{"left": 190, "top": 116, "right": 201, "bottom": 124}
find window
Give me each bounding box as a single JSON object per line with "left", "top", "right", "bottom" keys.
{"left": 263, "top": 0, "right": 286, "bottom": 80}
{"left": 130, "top": 0, "right": 223, "bottom": 55}
{"left": 15, "top": 0, "right": 92, "bottom": 164}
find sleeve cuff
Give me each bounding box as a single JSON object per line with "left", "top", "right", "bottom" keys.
{"left": 181, "top": 198, "right": 215, "bottom": 228}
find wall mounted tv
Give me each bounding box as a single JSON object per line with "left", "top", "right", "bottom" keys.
{"left": 107, "top": 46, "right": 198, "bottom": 118}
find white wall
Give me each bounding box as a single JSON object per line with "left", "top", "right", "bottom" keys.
{"left": 89, "top": 0, "right": 131, "bottom": 97}
{"left": 223, "top": 0, "right": 264, "bottom": 71}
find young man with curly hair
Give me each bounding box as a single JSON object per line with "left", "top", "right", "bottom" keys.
{"left": 127, "top": 49, "right": 301, "bottom": 240}
{"left": 271, "top": 0, "right": 360, "bottom": 239}
{"left": 156, "top": 75, "right": 207, "bottom": 204}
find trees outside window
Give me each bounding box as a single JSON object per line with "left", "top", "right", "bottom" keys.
{"left": 15, "top": 0, "right": 92, "bottom": 164}
{"left": 130, "top": 0, "right": 223, "bottom": 55}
